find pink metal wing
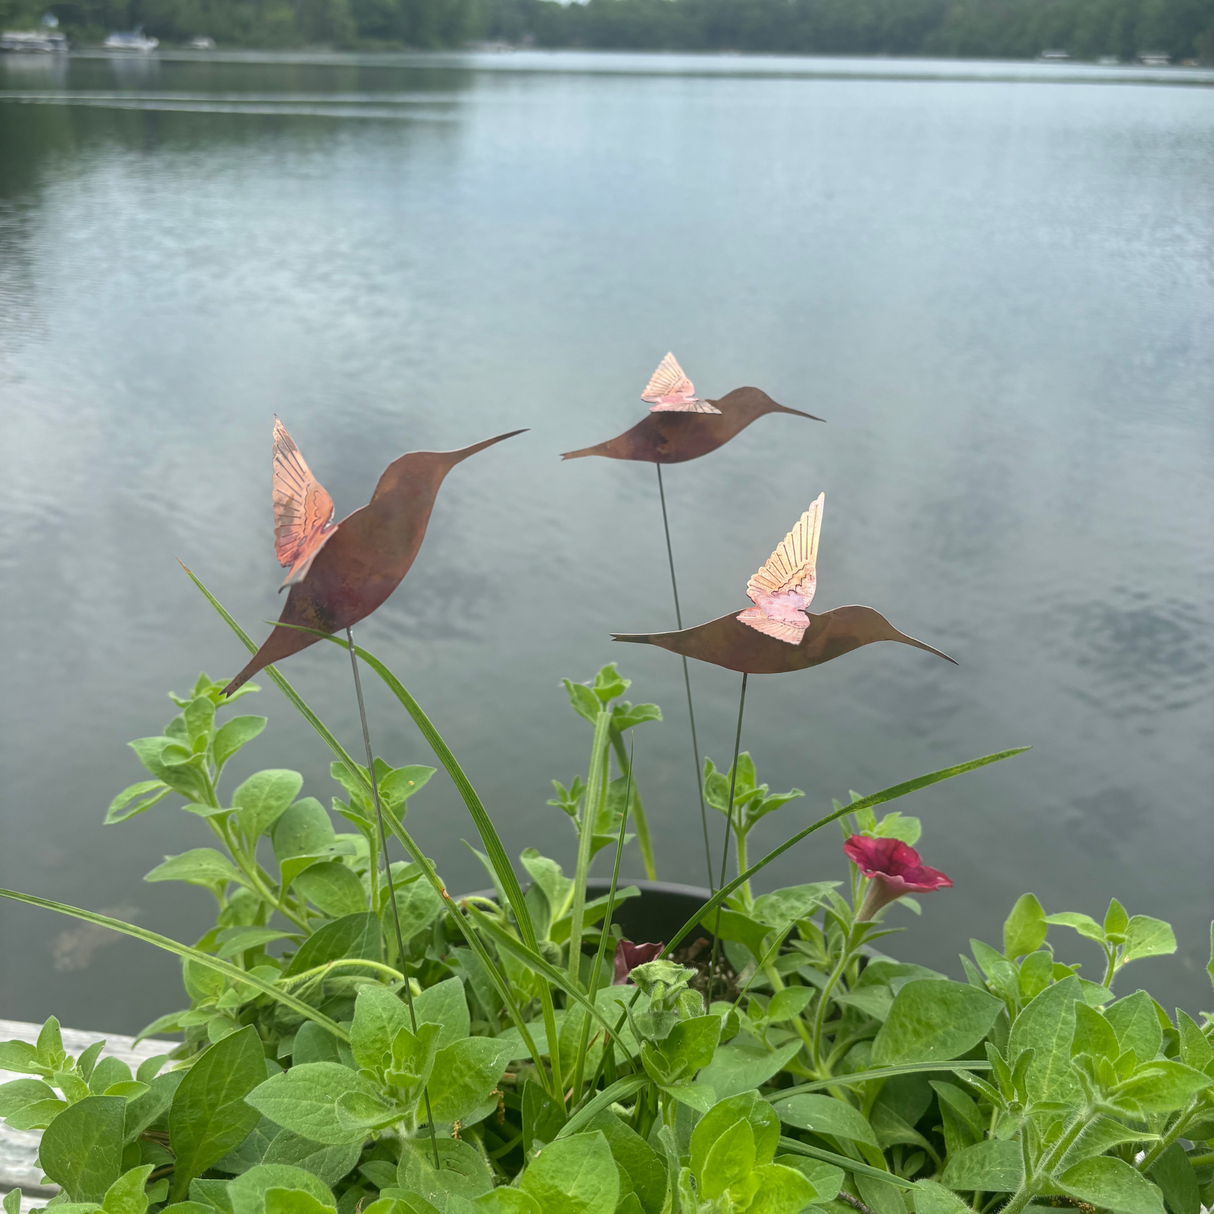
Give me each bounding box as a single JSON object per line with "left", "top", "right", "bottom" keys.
{"left": 736, "top": 493, "right": 824, "bottom": 645}
{"left": 641, "top": 352, "right": 721, "bottom": 415}
{"left": 272, "top": 416, "right": 339, "bottom": 590}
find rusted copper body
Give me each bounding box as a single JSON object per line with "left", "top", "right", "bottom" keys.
{"left": 612, "top": 605, "right": 955, "bottom": 675}
{"left": 223, "top": 429, "right": 525, "bottom": 695}
{"left": 560, "top": 387, "right": 823, "bottom": 464}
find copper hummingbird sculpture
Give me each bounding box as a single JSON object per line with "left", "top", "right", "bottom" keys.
{"left": 561, "top": 352, "right": 823, "bottom": 463}
{"left": 612, "top": 493, "right": 956, "bottom": 674}
{"left": 223, "top": 419, "right": 526, "bottom": 696}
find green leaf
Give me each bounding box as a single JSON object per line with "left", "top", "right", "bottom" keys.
{"left": 350, "top": 983, "right": 411, "bottom": 1071}
{"left": 0, "top": 1077, "right": 57, "bottom": 1116}
{"left": 914, "top": 1180, "right": 974, "bottom": 1214}
{"left": 871, "top": 980, "right": 1001, "bottom": 1066}
{"left": 1044, "top": 912, "right": 1106, "bottom": 942}
{"left": 246, "top": 1063, "right": 383, "bottom": 1145}
{"left": 3, "top": 1191, "right": 21, "bottom": 1214}
{"left": 39, "top": 1095, "right": 126, "bottom": 1201}
{"left": 562, "top": 680, "right": 601, "bottom": 725}
{"left": 105, "top": 781, "right": 171, "bottom": 825}
{"left": 647, "top": 1015, "right": 720, "bottom": 1082}
{"left": 397, "top": 1138, "right": 493, "bottom": 1205}
{"left": 145, "top": 849, "right": 242, "bottom": 891}
{"left": 1106, "top": 991, "right": 1163, "bottom": 1063}
{"left": 1057, "top": 1156, "right": 1165, "bottom": 1214}
{"left": 1176, "top": 1010, "right": 1213, "bottom": 1071}
{"left": 425, "top": 1038, "right": 513, "bottom": 1126}
{"left": 690, "top": 1093, "right": 780, "bottom": 1184}
{"left": 471, "top": 1193, "right": 540, "bottom": 1214}
{"left": 273, "top": 799, "right": 337, "bottom": 891}
{"left": 1149, "top": 1142, "right": 1200, "bottom": 1214}
{"left": 772, "top": 1093, "right": 878, "bottom": 1146}
{"left": 584, "top": 1112, "right": 666, "bottom": 1214}
{"left": 1072, "top": 1002, "right": 1120, "bottom": 1060}
{"left": 697, "top": 1041, "right": 802, "bottom": 1100}
{"left": 215, "top": 928, "right": 298, "bottom": 960}
{"left": 234, "top": 771, "right": 304, "bottom": 843}
{"left": 285, "top": 913, "right": 381, "bottom": 976}
{"left": 262, "top": 1191, "right": 335, "bottom": 1214}
{"left": 698, "top": 1117, "right": 755, "bottom": 1201}
{"left": 292, "top": 864, "right": 366, "bottom": 919}
{"left": 387, "top": 877, "right": 443, "bottom": 942}
{"left": 5, "top": 1096, "right": 69, "bottom": 1129}
{"left": 1121, "top": 917, "right": 1176, "bottom": 965}
{"left": 378, "top": 765, "right": 436, "bottom": 812}
{"left": 413, "top": 977, "right": 470, "bottom": 1051}
{"left": 1115, "top": 1060, "right": 1213, "bottom": 1113}
{"left": 520, "top": 1131, "right": 619, "bottom": 1214}
{"left": 1006, "top": 975, "right": 1084, "bottom": 1103}
{"left": 745, "top": 1163, "right": 818, "bottom": 1214}
{"left": 169, "top": 1025, "right": 266, "bottom": 1201}
{"left": 1058, "top": 1116, "right": 1157, "bottom": 1170}
{"left": 101, "top": 1165, "right": 155, "bottom": 1214}
{"left": 214, "top": 717, "right": 268, "bottom": 770}
{"left": 939, "top": 1139, "right": 1023, "bottom": 1192}
{"left": 227, "top": 1165, "right": 335, "bottom": 1214}
{"left": 261, "top": 1126, "right": 359, "bottom": 1184}
{"left": 775, "top": 1155, "right": 843, "bottom": 1203}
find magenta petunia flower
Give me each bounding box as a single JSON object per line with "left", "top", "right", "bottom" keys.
{"left": 613, "top": 939, "right": 664, "bottom": 985}
{"left": 843, "top": 835, "right": 952, "bottom": 921}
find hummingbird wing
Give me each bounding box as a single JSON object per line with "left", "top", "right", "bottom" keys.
{"left": 737, "top": 492, "right": 824, "bottom": 644}
{"left": 272, "top": 416, "right": 339, "bottom": 589}
{"left": 641, "top": 353, "right": 721, "bottom": 413}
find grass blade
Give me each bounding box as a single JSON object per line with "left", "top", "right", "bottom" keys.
{"left": 776, "top": 1138, "right": 919, "bottom": 1188}
{"left": 0, "top": 888, "right": 348, "bottom": 1040}
{"left": 664, "top": 747, "right": 1029, "bottom": 958}
{"left": 557, "top": 1075, "right": 649, "bottom": 1139}
{"left": 770, "top": 1061, "right": 993, "bottom": 1101}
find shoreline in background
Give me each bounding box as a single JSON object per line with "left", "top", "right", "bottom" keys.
{"left": 3, "top": 48, "right": 1213, "bottom": 90}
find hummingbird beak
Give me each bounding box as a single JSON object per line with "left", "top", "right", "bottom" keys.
{"left": 772, "top": 402, "right": 825, "bottom": 422}
{"left": 447, "top": 428, "right": 530, "bottom": 465}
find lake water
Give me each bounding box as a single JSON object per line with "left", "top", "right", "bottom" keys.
{"left": 1, "top": 49, "right": 1212, "bottom": 1034}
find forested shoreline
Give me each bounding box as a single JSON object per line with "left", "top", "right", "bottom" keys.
{"left": 1, "top": 0, "right": 1211, "bottom": 63}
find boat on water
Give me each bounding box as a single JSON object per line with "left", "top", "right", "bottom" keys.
{"left": 187, "top": 35, "right": 215, "bottom": 49}
{"left": 103, "top": 28, "right": 159, "bottom": 51}
{"left": 0, "top": 29, "right": 67, "bottom": 51}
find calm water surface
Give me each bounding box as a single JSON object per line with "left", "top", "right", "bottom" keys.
{"left": 1, "top": 50, "right": 1212, "bottom": 1032}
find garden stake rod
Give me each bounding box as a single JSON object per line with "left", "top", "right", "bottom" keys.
{"left": 708, "top": 671, "right": 748, "bottom": 1006}
{"left": 346, "top": 625, "right": 441, "bottom": 1169}
{"left": 656, "top": 462, "right": 713, "bottom": 891}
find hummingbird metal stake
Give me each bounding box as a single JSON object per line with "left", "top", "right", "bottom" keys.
{"left": 612, "top": 493, "right": 956, "bottom": 1001}
{"left": 563, "top": 354, "right": 825, "bottom": 892}
{"left": 225, "top": 416, "right": 526, "bottom": 1164}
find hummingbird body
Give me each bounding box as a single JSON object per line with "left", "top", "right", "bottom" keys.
{"left": 612, "top": 605, "right": 955, "bottom": 675}
{"left": 224, "top": 431, "right": 524, "bottom": 695}
{"left": 560, "top": 387, "right": 822, "bottom": 464}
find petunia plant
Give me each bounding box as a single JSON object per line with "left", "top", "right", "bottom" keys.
{"left": 0, "top": 636, "right": 1210, "bottom": 1214}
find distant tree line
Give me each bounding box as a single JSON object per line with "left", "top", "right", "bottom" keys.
{"left": 1, "top": 0, "right": 1210, "bottom": 61}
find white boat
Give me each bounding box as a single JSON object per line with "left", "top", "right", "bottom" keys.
{"left": 1037, "top": 49, "right": 1070, "bottom": 61}
{"left": 187, "top": 35, "right": 215, "bottom": 49}
{"left": 0, "top": 29, "right": 67, "bottom": 51}
{"left": 104, "top": 28, "right": 159, "bottom": 51}
{"left": 1137, "top": 51, "right": 1170, "bottom": 66}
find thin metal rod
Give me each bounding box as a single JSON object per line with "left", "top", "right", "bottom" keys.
{"left": 656, "top": 463, "right": 713, "bottom": 891}
{"left": 347, "top": 627, "right": 440, "bottom": 1168}
{"left": 708, "top": 671, "right": 748, "bottom": 1005}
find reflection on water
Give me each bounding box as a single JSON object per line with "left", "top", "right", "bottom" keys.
{"left": 1, "top": 51, "right": 1212, "bottom": 1032}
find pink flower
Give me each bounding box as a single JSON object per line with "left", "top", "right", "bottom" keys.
{"left": 843, "top": 835, "right": 952, "bottom": 921}
{"left": 613, "top": 939, "right": 664, "bottom": 985}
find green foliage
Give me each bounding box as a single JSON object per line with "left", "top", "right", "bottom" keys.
{"left": 3, "top": 655, "right": 1206, "bottom": 1212}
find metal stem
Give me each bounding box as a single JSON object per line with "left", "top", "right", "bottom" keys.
{"left": 347, "top": 627, "right": 440, "bottom": 1168}
{"left": 708, "top": 671, "right": 748, "bottom": 1005}
{"left": 656, "top": 462, "right": 713, "bottom": 890}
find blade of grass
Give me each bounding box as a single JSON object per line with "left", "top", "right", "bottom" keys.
{"left": 776, "top": 1138, "right": 919, "bottom": 1188}
{"left": 270, "top": 621, "right": 566, "bottom": 1106}
{"left": 0, "top": 888, "right": 348, "bottom": 1040}
{"left": 663, "top": 748, "right": 1029, "bottom": 959}
{"left": 184, "top": 572, "right": 561, "bottom": 1101}
{"left": 769, "top": 1061, "right": 993, "bottom": 1101}
{"left": 556, "top": 1075, "right": 649, "bottom": 1139}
